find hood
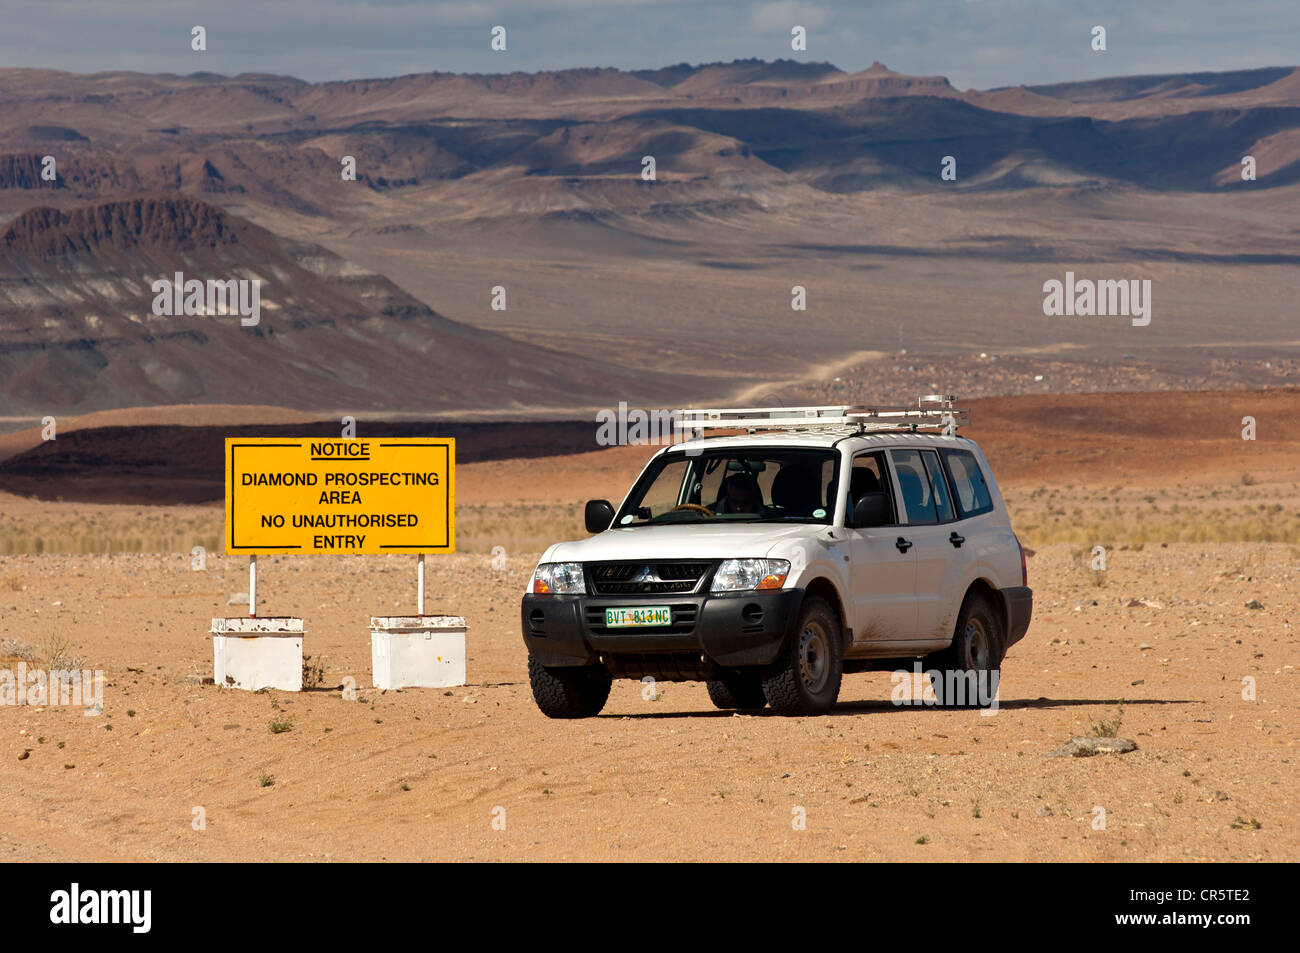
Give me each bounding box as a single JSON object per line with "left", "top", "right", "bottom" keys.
{"left": 545, "top": 522, "right": 818, "bottom": 563}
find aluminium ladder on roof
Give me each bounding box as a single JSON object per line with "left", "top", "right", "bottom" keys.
{"left": 674, "top": 395, "right": 969, "bottom": 435}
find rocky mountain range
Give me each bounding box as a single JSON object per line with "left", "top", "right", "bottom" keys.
{"left": 0, "top": 194, "right": 679, "bottom": 415}
{"left": 1, "top": 58, "right": 1297, "bottom": 416}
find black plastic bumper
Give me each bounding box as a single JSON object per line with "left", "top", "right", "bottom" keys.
{"left": 1001, "top": 586, "right": 1033, "bottom": 648}
{"left": 522, "top": 587, "right": 805, "bottom": 670}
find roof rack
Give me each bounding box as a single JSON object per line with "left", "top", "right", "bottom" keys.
{"left": 676, "top": 395, "right": 968, "bottom": 436}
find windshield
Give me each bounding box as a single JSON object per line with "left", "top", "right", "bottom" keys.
{"left": 614, "top": 448, "right": 840, "bottom": 526}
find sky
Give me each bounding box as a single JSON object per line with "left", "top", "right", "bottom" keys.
{"left": 2, "top": 0, "right": 1296, "bottom": 90}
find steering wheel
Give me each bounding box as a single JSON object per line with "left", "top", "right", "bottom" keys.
{"left": 670, "top": 503, "right": 715, "bottom": 517}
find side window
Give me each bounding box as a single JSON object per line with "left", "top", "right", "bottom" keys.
{"left": 890, "top": 449, "right": 936, "bottom": 525}
{"left": 849, "top": 451, "right": 895, "bottom": 523}
{"left": 940, "top": 449, "right": 994, "bottom": 518}
{"left": 635, "top": 458, "right": 692, "bottom": 519}
{"left": 921, "top": 450, "right": 955, "bottom": 522}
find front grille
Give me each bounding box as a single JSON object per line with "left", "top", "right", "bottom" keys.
{"left": 657, "top": 562, "right": 709, "bottom": 581}
{"left": 587, "top": 561, "right": 712, "bottom": 595}
{"left": 584, "top": 604, "right": 698, "bottom": 633}
{"left": 598, "top": 580, "right": 698, "bottom": 594}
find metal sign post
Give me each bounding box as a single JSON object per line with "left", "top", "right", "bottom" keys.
{"left": 417, "top": 553, "right": 425, "bottom": 617}
{"left": 249, "top": 555, "right": 257, "bottom": 619}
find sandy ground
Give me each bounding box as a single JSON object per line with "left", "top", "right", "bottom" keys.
{"left": 0, "top": 542, "right": 1293, "bottom": 862}
{"left": 0, "top": 391, "right": 1296, "bottom": 861}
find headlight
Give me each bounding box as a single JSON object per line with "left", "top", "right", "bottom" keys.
{"left": 532, "top": 562, "right": 585, "bottom": 594}
{"left": 710, "top": 558, "right": 790, "bottom": 593}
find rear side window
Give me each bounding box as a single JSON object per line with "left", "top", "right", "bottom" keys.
{"left": 941, "top": 449, "right": 994, "bottom": 518}
{"left": 890, "top": 449, "right": 938, "bottom": 524}
{"left": 921, "top": 450, "right": 955, "bottom": 523}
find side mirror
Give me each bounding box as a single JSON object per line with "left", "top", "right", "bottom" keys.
{"left": 585, "top": 499, "right": 615, "bottom": 534}
{"left": 851, "top": 492, "right": 891, "bottom": 529}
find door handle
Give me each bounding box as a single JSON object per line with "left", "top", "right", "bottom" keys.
{"left": 895, "top": 537, "right": 912, "bottom": 553}
{"left": 949, "top": 532, "right": 965, "bottom": 548}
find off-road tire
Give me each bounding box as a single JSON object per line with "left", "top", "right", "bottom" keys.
{"left": 528, "top": 655, "right": 612, "bottom": 718}
{"left": 926, "top": 592, "right": 1003, "bottom": 709}
{"left": 706, "top": 671, "right": 768, "bottom": 710}
{"left": 761, "top": 596, "right": 843, "bottom": 715}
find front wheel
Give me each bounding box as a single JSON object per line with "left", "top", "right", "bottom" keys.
{"left": 926, "top": 593, "right": 1003, "bottom": 709}
{"left": 761, "top": 596, "right": 843, "bottom": 715}
{"left": 528, "top": 656, "right": 611, "bottom": 718}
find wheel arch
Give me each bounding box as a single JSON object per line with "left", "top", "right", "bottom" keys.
{"left": 961, "top": 576, "right": 1007, "bottom": 646}
{"left": 802, "top": 576, "right": 849, "bottom": 650}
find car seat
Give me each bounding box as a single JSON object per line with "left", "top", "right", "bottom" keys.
{"left": 771, "top": 466, "right": 821, "bottom": 517}
{"left": 849, "top": 468, "right": 881, "bottom": 508}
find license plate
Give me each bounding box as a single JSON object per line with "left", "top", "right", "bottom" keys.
{"left": 604, "top": 606, "right": 672, "bottom": 628}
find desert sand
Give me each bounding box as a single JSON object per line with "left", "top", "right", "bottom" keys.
{"left": 0, "top": 391, "right": 1295, "bottom": 861}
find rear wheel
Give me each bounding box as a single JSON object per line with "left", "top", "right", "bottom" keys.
{"left": 706, "top": 671, "right": 768, "bottom": 710}
{"left": 926, "top": 593, "right": 1003, "bottom": 709}
{"left": 528, "top": 655, "right": 612, "bottom": 718}
{"left": 761, "top": 596, "right": 843, "bottom": 715}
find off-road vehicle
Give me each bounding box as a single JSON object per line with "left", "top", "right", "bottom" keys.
{"left": 522, "top": 397, "right": 1032, "bottom": 717}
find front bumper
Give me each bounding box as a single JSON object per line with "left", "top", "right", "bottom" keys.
{"left": 522, "top": 587, "right": 805, "bottom": 672}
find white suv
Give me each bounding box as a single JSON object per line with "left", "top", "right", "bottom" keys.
{"left": 521, "top": 401, "right": 1032, "bottom": 717}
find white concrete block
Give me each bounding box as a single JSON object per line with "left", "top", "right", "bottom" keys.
{"left": 371, "top": 615, "right": 467, "bottom": 689}
{"left": 211, "top": 617, "right": 304, "bottom": 692}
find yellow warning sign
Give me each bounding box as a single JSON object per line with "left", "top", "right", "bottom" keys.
{"left": 224, "top": 438, "right": 454, "bottom": 555}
